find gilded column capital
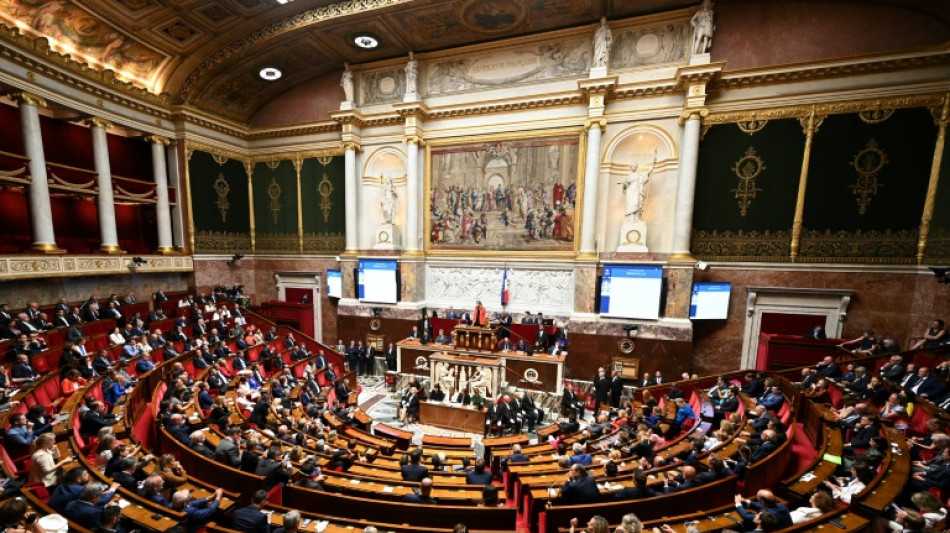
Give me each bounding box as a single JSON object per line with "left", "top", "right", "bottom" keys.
{"left": 144, "top": 135, "right": 172, "bottom": 146}
{"left": 931, "top": 93, "right": 950, "bottom": 128}
{"left": 11, "top": 92, "right": 47, "bottom": 108}
{"left": 584, "top": 117, "right": 607, "bottom": 132}
{"left": 342, "top": 141, "right": 363, "bottom": 153}
{"left": 678, "top": 108, "right": 708, "bottom": 126}
{"left": 83, "top": 117, "right": 114, "bottom": 130}
{"left": 403, "top": 135, "right": 426, "bottom": 146}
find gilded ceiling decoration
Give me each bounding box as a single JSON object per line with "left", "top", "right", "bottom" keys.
{"left": 0, "top": 0, "right": 947, "bottom": 124}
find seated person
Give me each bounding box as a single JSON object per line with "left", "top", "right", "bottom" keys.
{"left": 434, "top": 329, "right": 452, "bottom": 345}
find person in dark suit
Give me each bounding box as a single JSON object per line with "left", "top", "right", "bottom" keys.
{"left": 559, "top": 464, "right": 600, "bottom": 504}
{"left": 501, "top": 444, "right": 530, "bottom": 469}
{"left": 640, "top": 372, "right": 657, "bottom": 388}
{"left": 401, "top": 448, "right": 429, "bottom": 482}
{"left": 401, "top": 478, "right": 437, "bottom": 504}
{"left": 255, "top": 448, "right": 291, "bottom": 490}
{"left": 214, "top": 427, "right": 243, "bottom": 467}
{"left": 908, "top": 367, "right": 944, "bottom": 399}
{"left": 561, "top": 383, "right": 584, "bottom": 419}
{"left": 804, "top": 324, "right": 827, "bottom": 339}
{"left": 80, "top": 402, "right": 117, "bottom": 437}
{"left": 465, "top": 458, "right": 493, "bottom": 485}
{"left": 592, "top": 368, "right": 610, "bottom": 410}
{"left": 609, "top": 370, "right": 624, "bottom": 408}
{"left": 400, "top": 386, "right": 420, "bottom": 425}
{"left": 615, "top": 471, "right": 657, "bottom": 500}
{"left": 385, "top": 342, "right": 397, "bottom": 371}
{"left": 815, "top": 356, "right": 842, "bottom": 379}
{"left": 751, "top": 430, "right": 779, "bottom": 462}
{"left": 231, "top": 489, "right": 271, "bottom": 533}
{"left": 534, "top": 324, "right": 549, "bottom": 351}
{"left": 63, "top": 482, "right": 116, "bottom": 530}
{"left": 49, "top": 468, "right": 116, "bottom": 512}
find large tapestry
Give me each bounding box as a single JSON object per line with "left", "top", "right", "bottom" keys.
{"left": 428, "top": 134, "right": 579, "bottom": 253}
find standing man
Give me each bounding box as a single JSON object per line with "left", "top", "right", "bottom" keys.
{"left": 592, "top": 367, "right": 610, "bottom": 413}
{"left": 609, "top": 370, "right": 624, "bottom": 408}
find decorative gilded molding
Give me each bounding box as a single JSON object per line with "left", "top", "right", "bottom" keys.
{"left": 302, "top": 233, "right": 346, "bottom": 252}
{"left": 317, "top": 171, "right": 335, "bottom": 224}
{"left": 858, "top": 109, "right": 895, "bottom": 124}
{"left": 737, "top": 119, "right": 768, "bottom": 135}
{"left": 341, "top": 141, "right": 363, "bottom": 153}
{"left": 678, "top": 107, "right": 708, "bottom": 125}
{"left": 246, "top": 123, "right": 341, "bottom": 141}
{"left": 403, "top": 135, "right": 426, "bottom": 146}
{"left": 194, "top": 231, "right": 253, "bottom": 253}
{"left": 799, "top": 228, "right": 916, "bottom": 264}
{"left": 848, "top": 139, "right": 888, "bottom": 215}
{"left": 255, "top": 233, "right": 299, "bottom": 252}
{"left": 9, "top": 91, "right": 47, "bottom": 107}
{"left": 705, "top": 94, "right": 947, "bottom": 125}
{"left": 611, "top": 82, "right": 678, "bottom": 101}
{"left": 425, "top": 95, "right": 584, "bottom": 119}
{"left": 925, "top": 228, "right": 950, "bottom": 262}
{"left": 267, "top": 177, "right": 282, "bottom": 224}
{"left": 0, "top": 253, "right": 192, "bottom": 281}
{"left": 185, "top": 142, "right": 249, "bottom": 164}
{"left": 713, "top": 50, "right": 950, "bottom": 92}
{"left": 83, "top": 117, "right": 114, "bottom": 130}
{"left": 144, "top": 135, "right": 172, "bottom": 146}
{"left": 213, "top": 173, "right": 231, "bottom": 223}
{"left": 691, "top": 229, "right": 791, "bottom": 262}
{"left": 584, "top": 118, "right": 607, "bottom": 132}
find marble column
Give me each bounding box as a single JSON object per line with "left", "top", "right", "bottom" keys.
{"left": 16, "top": 93, "right": 61, "bottom": 253}
{"left": 669, "top": 113, "right": 702, "bottom": 262}
{"left": 344, "top": 142, "right": 359, "bottom": 253}
{"left": 147, "top": 136, "right": 174, "bottom": 253}
{"left": 87, "top": 118, "right": 122, "bottom": 253}
{"left": 405, "top": 137, "right": 421, "bottom": 252}
{"left": 578, "top": 119, "right": 605, "bottom": 259}
{"left": 165, "top": 142, "right": 185, "bottom": 250}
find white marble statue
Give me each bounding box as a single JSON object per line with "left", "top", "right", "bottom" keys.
{"left": 468, "top": 367, "right": 492, "bottom": 398}
{"left": 405, "top": 52, "right": 418, "bottom": 96}
{"left": 340, "top": 63, "right": 354, "bottom": 103}
{"left": 691, "top": 0, "right": 715, "bottom": 55}
{"left": 439, "top": 363, "right": 456, "bottom": 394}
{"left": 620, "top": 154, "right": 657, "bottom": 222}
{"left": 380, "top": 176, "right": 397, "bottom": 224}
{"left": 592, "top": 17, "right": 612, "bottom": 68}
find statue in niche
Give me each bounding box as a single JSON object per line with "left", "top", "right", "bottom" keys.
{"left": 340, "top": 63, "right": 354, "bottom": 103}
{"left": 690, "top": 0, "right": 715, "bottom": 55}
{"left": 380, "top": 176, "right": 398, "bottom": 225}
{"left": 620, "top": 153, "right": 657, "bottom": 223}
{"left": 405, "top": 52, "right": 418, "bottom": 96}
{"left": 468, "top": 367, "right": 492, "bottom": 398}
{"left": 592, "top": 17, "right": 612, "bottom": 68}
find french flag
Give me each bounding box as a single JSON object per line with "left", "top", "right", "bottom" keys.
{"left": 501, "top": 267, "right": 510, "bottom": 306}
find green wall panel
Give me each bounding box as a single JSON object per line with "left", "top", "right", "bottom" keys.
{"left": 692, "top": 119, "right": 803, "bottom": 260}
{"left": 188, "top": 150, "right": 252, "bottom": 253}
{"left": 925, "top": 132, "right": 950, "bottom": 261}
{"left": 799, "top": 108, "right": 937, "bottom": 262}
{"left": 300, "top": 156, "right": 346, "bottom": 252}
{"left": 252, "top": 160, "right": 299, "bottom": 253}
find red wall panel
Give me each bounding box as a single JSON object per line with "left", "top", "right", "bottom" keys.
{"left": 0, "top": 103, "right": 24, "bottom": 155}
{"left": 39, "top": 116, "right": 94, "bottom": 170}
{"left": 108, "top": 135, "right": 152, "bottom": 181}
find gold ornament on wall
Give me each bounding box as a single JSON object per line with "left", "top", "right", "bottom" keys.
{"left": 318, "top": 173, "right": 334, "bottom": 223}
{"left": 737, "top": 119, "right": 768, "bottom": 135}
{"left": 849, "top": 139, "right": 888, "bottom": 215}
{"left": 317, "top": 156, "right": 333, "bottom": 166}
{"left": 731, "top": 147, "right": 766, "bottom": 216}
{"left": 858, "top": 109, "right": 895, "bottom": 124}
{"left": 213, "top": 173, "right": 231, "bottom": 223}
{"left": 211, "top": 153, "right": 229, "bottom": 166}
{"left": 267, "top": 177, "right": 282, "bottom": 224}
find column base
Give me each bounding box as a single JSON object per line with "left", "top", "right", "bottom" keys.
{"left": 401, "top": 249, "right": 425, "bottom": 258}
{"left": 575, "top": 251, "right": 599, "bottom": 261}
{"left": 341, "top": 249, "right": 361, "bottom": 258}
{"left": 667, "top": 251, "right": 696, "bottom": 264}
{"left": 155, "top": 247, "right": 177, "bottom": 255}
{"left": 99, "top": 245, "right": 126, "bottom": 254}
{"left": 31, "top": 243, "right": 66, "bottom": 254}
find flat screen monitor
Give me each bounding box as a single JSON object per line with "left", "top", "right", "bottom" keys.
{"left": 689, "top": 282, "right": 732, "bottom": 319}
{"left": 326, "top": 270, "right": 342, "bottom": 298}
{"left": 358, "top": 259, "right": 398, "bottom": 304}
{"left": 600, "top": 265, "right": 663, "bottom": 320}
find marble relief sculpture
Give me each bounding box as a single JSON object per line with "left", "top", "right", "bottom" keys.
{"left": 691, "top": 0, "right": 715, "bottom": 55}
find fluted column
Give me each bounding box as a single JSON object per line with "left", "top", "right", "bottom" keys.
{"left": 147, "top": 136, "right": 174, "bottom": 253}
{"left": 86, "top": 118, "right": 122, "bottom": 253}
{"left": 15, "top": 93, "right": 62, "bottom": 253}
{"left": 405, "top": 137, "right": 422, "bottom": 252}
{"left": 668, "top": 111, "right": 704, "bottom": 262}
{"left": 578, "top": 118, "right": 605, "bottom": 259}
{"left": 343, "top": 141, "right": 360, "bottom": 253}
{"left": 165, "top": 142, "right": 185, "bottom": 250}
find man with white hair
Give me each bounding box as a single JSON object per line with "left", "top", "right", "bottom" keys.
{"left": 173, "top": 486, "right": 224, "bottom": 532}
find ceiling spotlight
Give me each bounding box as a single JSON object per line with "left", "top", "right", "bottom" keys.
{"left": 259, "top": 67, "right": 282, "bottom": 81}
{"left": 352, "top": 33, "right": 379, "bottom": 49}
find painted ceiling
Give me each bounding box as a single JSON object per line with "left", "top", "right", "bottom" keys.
{"left": 0, "top": 0, "right": 947, "bottom": 124}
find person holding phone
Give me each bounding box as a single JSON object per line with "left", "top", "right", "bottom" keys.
{"left": 0, "top": 497, "right": 46, "bottom": 533}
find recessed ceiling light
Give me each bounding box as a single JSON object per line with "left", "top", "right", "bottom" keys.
{"left": 259, "top": 67, "right": 282, "bottom": 81}
{"left": 276, "top": 0, "right": 292, "bottom": 4}
{"left": 353, "top": 33, "right": 379, "bottom": 49}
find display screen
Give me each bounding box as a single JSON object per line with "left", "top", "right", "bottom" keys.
{"left": 358, "top": 260, "right": 398, "bottom": 304}
{"left": 689, "top": 282, "right": 732, "bottom": 319}
{"left": 327, "top": 270, "right": 342, "bottom": 298}
{"left": 600, "top": 265, "right": 663, "bottom": 319}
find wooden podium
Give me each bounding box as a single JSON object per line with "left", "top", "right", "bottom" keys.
{"left": 453, "top": 326, "right": 496, "bottom": 351}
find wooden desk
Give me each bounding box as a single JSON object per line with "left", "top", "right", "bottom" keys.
{"left": 397, "top": 342, "right": 565, "bottom": 394}
{"left": 419, "top": 401, "right": 487, "bottom": 434}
